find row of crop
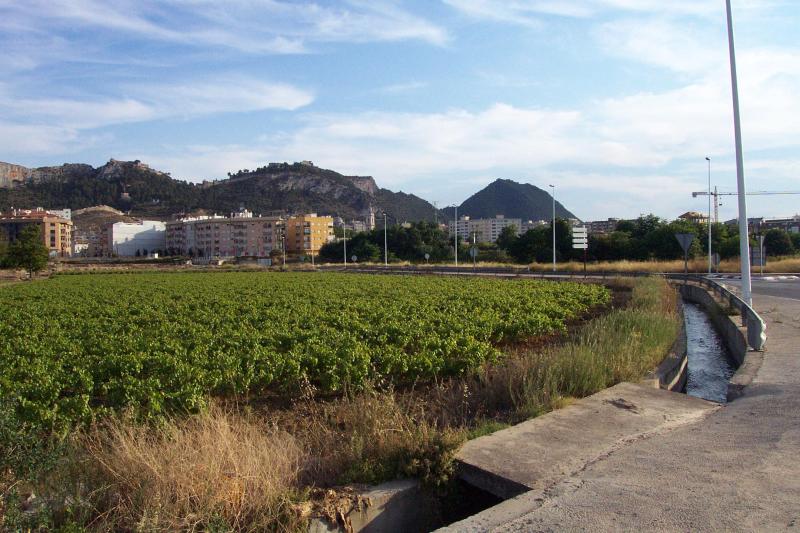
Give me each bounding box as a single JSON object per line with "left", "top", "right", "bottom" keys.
{"left": 0, "top": 272, "right": 609, "bottom": 428}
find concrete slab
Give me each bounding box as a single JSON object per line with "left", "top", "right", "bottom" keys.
{"left": 455, "top": 382, "right": 718, "bottom": 501}
{"left": 445, "top": 292, "right": 800, "bottom": 532}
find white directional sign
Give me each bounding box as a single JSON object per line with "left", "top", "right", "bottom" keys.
{"left": 572, "top": 226, "right": 588, "bottom": 249}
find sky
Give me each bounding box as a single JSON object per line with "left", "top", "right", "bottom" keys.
{"left": 1, "top": 0, "right": 798, "bottom": 221}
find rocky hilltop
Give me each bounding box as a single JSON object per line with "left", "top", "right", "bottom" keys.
{"left": 0, "top": 159, "right": 436, "bottom": 222}
{"left": 454, "top": 178, "right": 577, "bottom": 222}
{"left": 0, "top": 159, "right": 579, "bottom": 226}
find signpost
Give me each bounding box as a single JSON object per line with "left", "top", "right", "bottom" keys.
{"left": 572, "top": 226, "right": 588, "bottom": 275}
{"left": 351, "top": 255, "right": 357, "bottom": 263}
{"left": 424, "top": 253, "right": 430, "bottom": 264}
{"left": 469, "top": 246, "right": 479, "bottom": 269}
{"left": 675, "top": 233, "right": 695, "bottom": 283}
{"left": 751, "top": 235, "right": 766, "bottom": 275}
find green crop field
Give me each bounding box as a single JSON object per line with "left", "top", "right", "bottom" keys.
{"left": 0, "top": 272, "right": 608, "bottom": 428}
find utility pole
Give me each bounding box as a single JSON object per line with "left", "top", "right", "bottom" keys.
{"left": 383, "top": 212, "right": 388, "bottom": 266}
{"left": 726, "top": 0, "right": 752, "bottom": 305}
{"left": 706, "top": 157, "right": 712, "bottom": 275}
{"left": 549, "top": 184, "right": 556, "bottom": 272}
{"left": 454, "top": 205, "right": 458, "bottom": 267}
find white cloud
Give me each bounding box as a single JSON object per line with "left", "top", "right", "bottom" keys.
{"left": 0, "top": 0, "right": 448, "bottom": 62}
{"left": 0, "top": 79, "right": 313, "bottom": 131}
{"left": 442, "top": 0, "right": 719, "bottom": 26}
{"left": 596, "top": 17, "right": 727, "bottom": 74}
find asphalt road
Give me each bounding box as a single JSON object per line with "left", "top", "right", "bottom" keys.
{"left": 723, "top": 277, "right": 800, "bottom": 301}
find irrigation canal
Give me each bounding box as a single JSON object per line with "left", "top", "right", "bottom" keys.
{"left": 683, "top": 302, "right": 736, "bottom": 403}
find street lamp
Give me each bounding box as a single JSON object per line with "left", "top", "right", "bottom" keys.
{"left": 726, "top": 0, "right": 752, "bottom": 305}
{"left": 343, "top": 221, "right": 347, "bottom": 267}
{"left": 706, "top": 157, "right": 712, "bottom": 275}
{"left": 281, "top": 233, "right": 286, "bottom": 267}
{"left": 383, "top": 211, "right": 388, "bottom": 266}
{"left": 454, "top": 205, "right": 458, "bottom": 267}
{"left": 549, "top": 184, "right": 556, "bottom": 272}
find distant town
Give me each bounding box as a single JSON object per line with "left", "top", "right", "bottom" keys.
{"left": 1, "top": 203, "right": 798, "bottom": 264}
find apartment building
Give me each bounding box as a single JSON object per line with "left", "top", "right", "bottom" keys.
{"left": 166, "top": 209, "right": 284, "bottom": 258}
{"left": 0, "top": 208, "right": 73, "bottom": 257}
{"left": 586, "top": 218, "right": 621, "bottom": 235}
{"left": 100, "top": 220, "right": 166, "bottom": 257}
{"left": 521, "top": 219, "right": 549, "bottom": 233}
{"left": 449, "top": 215, "right": 522, "bottom": 243}
{"left": 284, "top": 214, "right": 334, "bottom": 255}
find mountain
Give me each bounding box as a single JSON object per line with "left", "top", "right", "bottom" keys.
{"left": 448, "top": 178, "right": 578, "bottom": 222}
{"left": 0, "top": 159, "right": 436, "bottom": 223}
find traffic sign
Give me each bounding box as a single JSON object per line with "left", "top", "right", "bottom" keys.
{"left": 572, "top": 227, "right": 587, "bottom": 235}
{"left": 469, "top": 246, "right": 479, "bottom": 258}
{"left": 351, "top": 255, "right": 357, "bottom": 263}
{"left": 572, "top": 242, "right": 588, "bottom": 250}
{"left": 674, "top": 233, "right": 694, "bottom": 280}
{"left": 674, "top": 233, "right": 694, "bottom": 253}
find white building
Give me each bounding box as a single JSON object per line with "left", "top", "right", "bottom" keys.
{"left": 449, "top": 215, "right": 523, "bottom": 243}
{"left": 106, "top": 220, "right": 166, "bottom": 256}
{"left": 521, "top": 219, "right": 549, "bottom": 233}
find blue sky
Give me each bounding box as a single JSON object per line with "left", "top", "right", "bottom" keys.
{"left": 1, "top": 0, "right": 798, "bottom": 221}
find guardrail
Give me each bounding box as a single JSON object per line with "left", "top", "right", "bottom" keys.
{"left": 666, "top": 274, "right": 767, "bottom": 351}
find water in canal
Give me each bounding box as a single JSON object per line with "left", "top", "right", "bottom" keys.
{"left": 683, "top": 302, "right": 737, "bottom": 403}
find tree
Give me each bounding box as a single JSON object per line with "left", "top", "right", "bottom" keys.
{"left": 496, "top": 225, "right": 518, "bottom": 251}
{"left": 0, "top": 240, "right": 8, "bottom": 268}
{"left": 791, "top": 232, "right": 800, "bottom": 251}
{"left": 763, "top": 229, "right": 793, "bottom": 256}
{"left": 7, "top": 225, "right": 49, "bottom": 278}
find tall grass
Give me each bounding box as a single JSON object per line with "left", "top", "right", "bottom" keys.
{"left": 48, "top": 406, "right": 305, "bottom": 532}
{"left": 414, "top": 276, "right": 680, "bottom": 423}
{"left": 527, "top": 257, "right": 800, "bottom": 274}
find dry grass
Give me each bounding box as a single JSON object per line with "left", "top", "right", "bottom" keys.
{"left": 527, "top": 257, "right": 800, "bottom": 273}
{"left": 57, "top": 406, "right": 304, "bottom": 532}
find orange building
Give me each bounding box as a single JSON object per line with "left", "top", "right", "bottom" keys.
{"left": 0, "top": 208, "right": 73, "bottom": 257}
{"left": 284, "top": 214, "right": 334, "bottom": 256}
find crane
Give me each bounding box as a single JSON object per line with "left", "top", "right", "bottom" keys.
{"left": 692, "top": 189, "right": 800, "bottom": 223}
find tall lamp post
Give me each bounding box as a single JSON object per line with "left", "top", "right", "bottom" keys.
{"left": 383, "top": 212, "right": 388, "bottom": 266}
{"left": 454, "top": 205, "right": 459, "bottom": 267}
{"left": 706, "top": 157, "right": 712, "bottom": 274}
{"left": 549, "top": 184, "right": 556, "bottom": 272}
{"left": 343, "top": 223, "right": 347, "bottom": 267}
{"left": 726, "top": 0, "right": 752, "bottom": 305}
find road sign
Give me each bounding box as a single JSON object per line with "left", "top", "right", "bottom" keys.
{"left": 351, "top": 255, "right": 357, "bottom": 263}
{"left": 675, "top": 233, "right": 694, "bottom": 280}
{"left": 674, "top": 233, "right": 694, "bottom": 252}
{"left": 424, "top": 253, "right": 430, "bottom": 261}
{"left": 750, "top": 245, "right": 766, "bottom": 267}
{"left": 572, "top": 226, "right": 588, "bottom": 250}
{"left": 712, "top": 253, "right": 721, "bottom": 267}
{"left": 469, "top": 246, "right": 479, "bottom": 258}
